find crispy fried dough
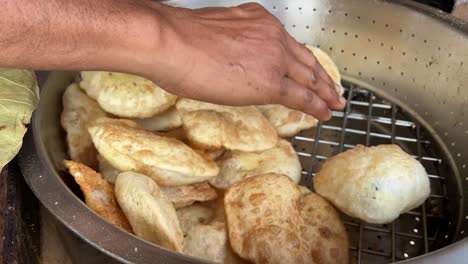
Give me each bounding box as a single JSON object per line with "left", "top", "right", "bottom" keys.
{"left": 176, "top": 99, "right": 278, "bottom": 152}
{"left": 134, "top": 107, "right": 182, "bottom": 132}
{"left": 225, "top": 174, "right": 348, "bottom": 264}
{"left": 63, "top": 160, "right": 132, "bottom": 232}
{"left": 161, "top": 182, "right": 218, "bottom": 209}
{"left": 97, "top": 154, "right": 120, "bottom": 184}
{"left": 114, "top": 171, "right": 183, "bottom": 252}
{"left": 80, "top": 71, "right": 177, "bottom": 118}
{"left": 61, "top": 83, "right": 107, "bottom": 168}
{"left": 176, "top": 204, "right": 214, "bottom": 236}
{"left": 88, "top": 118, "right": 219, "bottom": 186}
{"left": 210, "top": 139, "right": 301, "bottom": 189}
{"left": 314, "top": 144, "right": 430, "bottom": 224}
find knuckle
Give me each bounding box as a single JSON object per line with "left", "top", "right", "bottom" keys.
{"left": 304, "top": 89, "right": 317, "bottom": 104}
{"left": 267, "top": 65, "right": 284, "bottom": 82}
{"left": 244, "top": 2, "right": 263, "bottom": 9}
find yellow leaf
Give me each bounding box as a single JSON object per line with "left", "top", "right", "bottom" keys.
{"left": 0, "top": 68, "right": 39, "bottom": 169}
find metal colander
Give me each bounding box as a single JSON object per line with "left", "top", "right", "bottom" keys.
{"left": 17, "top": 0, "right": 467, "bottom": 263}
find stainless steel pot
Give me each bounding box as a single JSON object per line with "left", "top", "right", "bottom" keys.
{"left": 18, "top": 0, "right": 468, "bottom": 263}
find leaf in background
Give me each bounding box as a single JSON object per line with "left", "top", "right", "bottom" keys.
{"left": 0, "top": 68, "right": 39, "bottom": 170}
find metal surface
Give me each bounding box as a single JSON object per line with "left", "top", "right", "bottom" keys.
{"left": 294, "top": 80, "right": 459, "bottom": 263}
{"left": 18, "top": 0, "right": 468, "bottom": 263}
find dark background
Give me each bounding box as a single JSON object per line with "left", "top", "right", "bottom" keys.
{"left": 415, "top": 0, "right": 454, "bottom": 12}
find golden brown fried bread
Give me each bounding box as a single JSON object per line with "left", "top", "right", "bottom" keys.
{"left": 134, "top": 107, "right": 182, "bottom": 132}
{"left": 225, "top": 174, "right": 348, "bottom": 264}
{"left": 98, "top": 150, "right": 217, "bottom": 207}
{"left": 80, "top": 71, "right": 177, "bottom": 118}
{"left": 210, "top": 139, "right": 301, "bottom": 189}
{"left": 157, "top": 128, "right": 226, "bottom": 160}
{"left": 63, "top": 160, "right": 132, "bottom": 232}
{"left": 161, "top": 182, "right": 218, "bottom": 209}
{"left": 88, "top": 118, "right": 219, "bottom": 186}
{"left": 176, "top": 99, "right": 278, "bottom": 152}
{"left": 224, "top": 174, "right": 303, "bottom": 264}
{"left": 176, "top": 204, "right": 214, "bottom": 235}
{"left": 257, "top": 105, "right": 319, "bottom": 137}
{"left": 114, "top": 171, "right": 183, "bottom": 252}
{"left": 314, "top": 144, "right": 430, "bottom": 224}
{"left": 61, "top": 83, "right": 107, "bottom": 168}
{"left": 300, "top": 193, "right": 349, "bottom": 264}
{"left": 179, "top": 202, "right": 246, "bottom": 264}
{"left": 184, "top": 221, "right": 227, "bottom": 263}
{"left": 299, "top": 185, "right": 312, "bottom": 194}
{"left": 258, "top": 46, "right": 343, "bottom": 137}
{"left": 97, "top": 155, "right": 120, "bottom": 184}
{"left": 90, "top": 116, "right": 140, "bottom": 128}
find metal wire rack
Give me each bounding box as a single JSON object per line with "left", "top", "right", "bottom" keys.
{"left": 291, "top": 80, "right": 456, "bottom": 264}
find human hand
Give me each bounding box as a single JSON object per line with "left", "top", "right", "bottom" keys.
{"left": 453, "top": 3, "right": 468, "bottom": 21}
{"left": 141, "top": 2, "right": 346, "bottom": 121}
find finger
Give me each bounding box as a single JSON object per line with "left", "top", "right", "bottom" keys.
{"left": 311, "top": 68, "right": 346, "bottom": 110}
{"left": 313, "top": 61, "right": 346, "bottom": 107}
{"left": 286, "top": 52, "right": 344, "bottom": 110}
{"left": 237, "top": 2, "right": 264, "bottom": 10}
{"left": 285, "top": 36, "right": 345, "bottom": 109}
{"left": 286, "top": 55, "right": 317, "bottom": 90}
{"left": 273, "top": 77, "right": 332, "bottom": 121}
{"left": 285, "top": 36, "right": 320, "bottom": 75}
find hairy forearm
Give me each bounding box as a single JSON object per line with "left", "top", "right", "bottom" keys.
{"left": 0, "top": 1, "right": 345, "bottom": 117}
{"left": 0, "top": 0, "right": 161, "bottom": 73}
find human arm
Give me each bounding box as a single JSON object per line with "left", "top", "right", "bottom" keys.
{"left": 0, "top": 0, "right": 345, "bottom": 120}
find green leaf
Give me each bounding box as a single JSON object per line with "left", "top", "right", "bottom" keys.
{"left": 0, "top": 68, "right": 39, "bottom": 170}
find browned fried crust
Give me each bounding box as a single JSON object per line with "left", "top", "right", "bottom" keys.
{"left": 64, "top": 160, "right": 132, "bottom": 233}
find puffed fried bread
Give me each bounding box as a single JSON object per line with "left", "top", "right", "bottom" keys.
{"left": 176, "top": 204, "right": 214, "bottom": 236}
{"left": 161, "top": 182, "right": 218, "bottom": 209}
{"left": 184, "top": 221, "right": 228, "bottom": 263}
{"left": 88, "top": 117, "right": 219, "bottom": 186}
{"left": 224, "top": 174, "right": 349, "bottom": 264}
{"left": 97, "top": 154, "right": 120, "bottom": 184}
{"left": 179, "top": 202, "right": 246, "bottom": 264}
{"left": 80, "top": 71, "right": 177, "bottom": 118}
{"left": 134, "top": 107, "right": 182, "bottom": 132}
{"left": 61, "top": 83, "right": 107, "bottom": 168}
{"left": 157, "top": 128, "right": 226, "bottom": 160}
{"left": 176, "top": 99, "right": 278, "bottom": 152}
{"left": 96, "top": 152, "right": 217, "bottom": 207}
{"left": 210, "top": 139, "right": 301, "bottom": 189}
{"left": 314, "top": 144, "right": 430, "bottom": 224}
{"left": 64, "top": 160, "right": 132, "bottom": 232}
{"left": 300, "top": 193, "right": 349, "bottom": 264}
{"left": 114, "top": 171, "right": 183, "bottom": 252}
{"left": 257, "top": 105, "right": 319, "bottom": 137}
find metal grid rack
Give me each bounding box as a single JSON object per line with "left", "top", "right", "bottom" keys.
{"left": 290, "top": 80, "right": 455, "bottom": 264}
